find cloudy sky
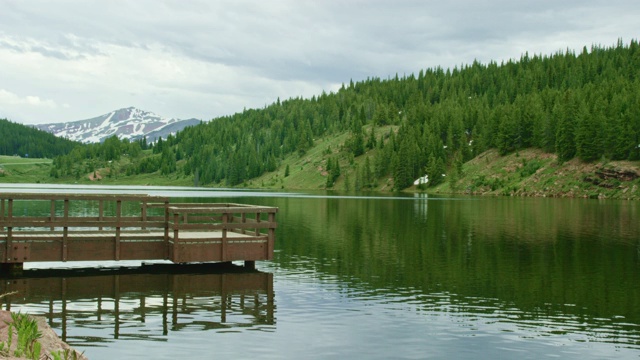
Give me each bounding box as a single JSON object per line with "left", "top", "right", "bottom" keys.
{"left": 0, "top": 1, "right": 637, "bottom": 125}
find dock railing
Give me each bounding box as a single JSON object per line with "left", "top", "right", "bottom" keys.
{"left": 0, "top": 194, "right": 277, "bottom": 267}
{"left": 157, "top": 203, "right": 277, "bottom": 264}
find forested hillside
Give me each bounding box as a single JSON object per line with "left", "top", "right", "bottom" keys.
{"left": 0, "top": 118, "right": 80, "bottom": 158}
{"left": 49, "top": 40, "right": 640, "bottom": 190}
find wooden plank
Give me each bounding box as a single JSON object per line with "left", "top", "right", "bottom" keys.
{"left": 173, "top": 242, "right": 222, "bottom": 263}
{"left": 169, "top": 230, "right": 263, "bottom": 239}
{"left": 119, "top": 232, "right": 165, "bottom": 241}
{"left": 168, "top": 203, "right": 255, "bottom": 208}
{"left": 226, "top": 242, "right": 267, "bottom": 261}
{"left": 67, "top": 240, "right": 117, "bottom": 261}
{"left": 24, "top": 240, "right": 62, "bottom": 262}
{"left": 1, "top": 219, "right": 166, "bottom": 228}
{"left": 0, "top": 193, "right": 169, "bottom": 202}
{"left": 168, "top": 206, "right": 278, "bottom": 214}
{"left": 172, "top": 222, "right": 276, "bottom": 231}
{"left": 180, "top": 215, "right": 224, "bottom": 223}
{"left": 119, "top": 241, "right": 166, "bottom": 260}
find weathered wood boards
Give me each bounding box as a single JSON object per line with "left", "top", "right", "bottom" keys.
{"left": 0, "top": 194, "right": 277, "bottom": 268}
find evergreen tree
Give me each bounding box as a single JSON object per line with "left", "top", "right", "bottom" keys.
{"left": 554, "top": 96, "right": 577, "bottom": 162}
{"left": 575, "top": 100, "right": 603, "bottom": 162}
{"left": 363, "top": 156, "right": 373, "bottom": 188}
{"left": 427, "top": 153, "right": 445, "bottom": 187}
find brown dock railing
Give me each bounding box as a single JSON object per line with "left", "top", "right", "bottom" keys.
{"left": 0, "top": 193, "right": 278, "bottom": 270}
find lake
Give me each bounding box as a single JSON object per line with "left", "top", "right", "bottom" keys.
{"left": 1, "top": 185, "right": 639, "bottom": 359}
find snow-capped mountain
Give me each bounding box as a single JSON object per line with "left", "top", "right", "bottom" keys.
{"left": 35, "top": 107, "right": 201, "bottom": 144}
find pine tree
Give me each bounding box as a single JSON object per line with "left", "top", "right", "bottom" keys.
{"left": 343, "top": 173, "right": 351, "bottom": 191}
{"left": 393, "top": 140, "right": 413, "bottom": 190}
{"left": 366, "top": 126, "right": 377, "bottom": 150}
{"left": 364, "top": 156, "right": 373, "bottom": 188}
{"left": 355, "top": 164, "right": 362, "bottom": 191}
{"left": 554, "top": 97, "right": 576, "bottom": 162}
{"left": 575, "top": 100, "right": 602, "bottom": 162}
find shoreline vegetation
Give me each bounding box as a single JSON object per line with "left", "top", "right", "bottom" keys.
{"left": 1, "top": 147, "right": 638, "bottom": 200}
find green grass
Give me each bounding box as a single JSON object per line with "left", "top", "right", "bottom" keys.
{"left": 0, "top": 311, "right": 42, "bottom": 360}
{"left": 252, "top": 132, "right": 351, "bottom": 190}
{"left": 50, "top": 348, "right": 84, "bottom": 360}
{"left": 250, "top": 125, "right": 396, "bottom": 191}
{"left": 0, "top": 154, "right": 194, "bottom": 186}
{"left": 0, "top": 155, "right": 53, "bottom": 183}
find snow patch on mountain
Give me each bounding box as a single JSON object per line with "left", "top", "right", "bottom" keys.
{"left": 34, "top": 107, "right": 202, "bottom": 144}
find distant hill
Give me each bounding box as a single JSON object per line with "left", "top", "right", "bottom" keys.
{"left": 35, "top": 107, "right": 201, "bottom": 144}
{"left": 0, "top": 118, "right": 80, "bottom": 158}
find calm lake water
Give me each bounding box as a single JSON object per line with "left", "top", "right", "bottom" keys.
{"left": 1, "top": 185, "right": 640, "bottom": 359}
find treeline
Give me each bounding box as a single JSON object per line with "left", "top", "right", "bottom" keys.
{"left": 0, "top": 119, "right": 80, "bottom": 158}
{"left": 48, "top": 134, "right": 181, "bottom": 179}
{"left": 51, "top": 39, "right": 640, "bottom": 189}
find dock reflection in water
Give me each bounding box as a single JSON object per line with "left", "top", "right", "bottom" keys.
{"left": 0, "top": 264, "right": 275, "bottom": 345}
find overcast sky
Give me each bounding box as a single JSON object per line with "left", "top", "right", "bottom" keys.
{"left": 0, "top": 1, "right": 637, "bottom": 125}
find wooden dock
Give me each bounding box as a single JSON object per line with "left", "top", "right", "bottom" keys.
{"left": 0, "top": 193, "right": 278, "bottom": 271}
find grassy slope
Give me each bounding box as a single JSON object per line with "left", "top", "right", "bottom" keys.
{"left": 0, "top": 154, "right": 193, "bottom": 186}
{"left": 0, "top": 155, "right": 53, "bottom": 183}
{"left": 248, "top": 125, "right": 396, "bottom": 191}
{"left": 427, "top": 148, "right": 640, "bottom": 200}
{"left": 2, "top": 139, "right": 639, "bottom": 200}
{"left": 251, "top": 129, "right": 640, "bottom": 199}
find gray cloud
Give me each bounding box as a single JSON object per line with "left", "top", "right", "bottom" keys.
{"left": 0, "top": 0, "right": 637, "bottom": 124}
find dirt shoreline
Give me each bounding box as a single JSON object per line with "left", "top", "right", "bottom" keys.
{"left": 0, "top": 311, "right": 87, "bottom": 359}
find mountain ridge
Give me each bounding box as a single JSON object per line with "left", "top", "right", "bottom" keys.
{"left": 34, "top": 107, "right": 201, "bottom": 143}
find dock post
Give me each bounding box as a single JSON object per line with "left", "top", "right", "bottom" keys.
{"left": 115, "top": 200, "right": 122, "bottom": 261}
{"left": 62, "top": 198, "right": 69, "bottom": 261}
{"left": 50, "top": 200, "right": 56, "bottom": 231}
{"left": 267, "top": 212, "right": 276, "bottom": 260}
{"left": 6, "top": 199, "right": 13, "bottom": 263}
{"left": 221, "top": 213, "right": 228, "bottom": 261}
{"left": 164, "top": 200, "right": 170, "bottom": 260}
